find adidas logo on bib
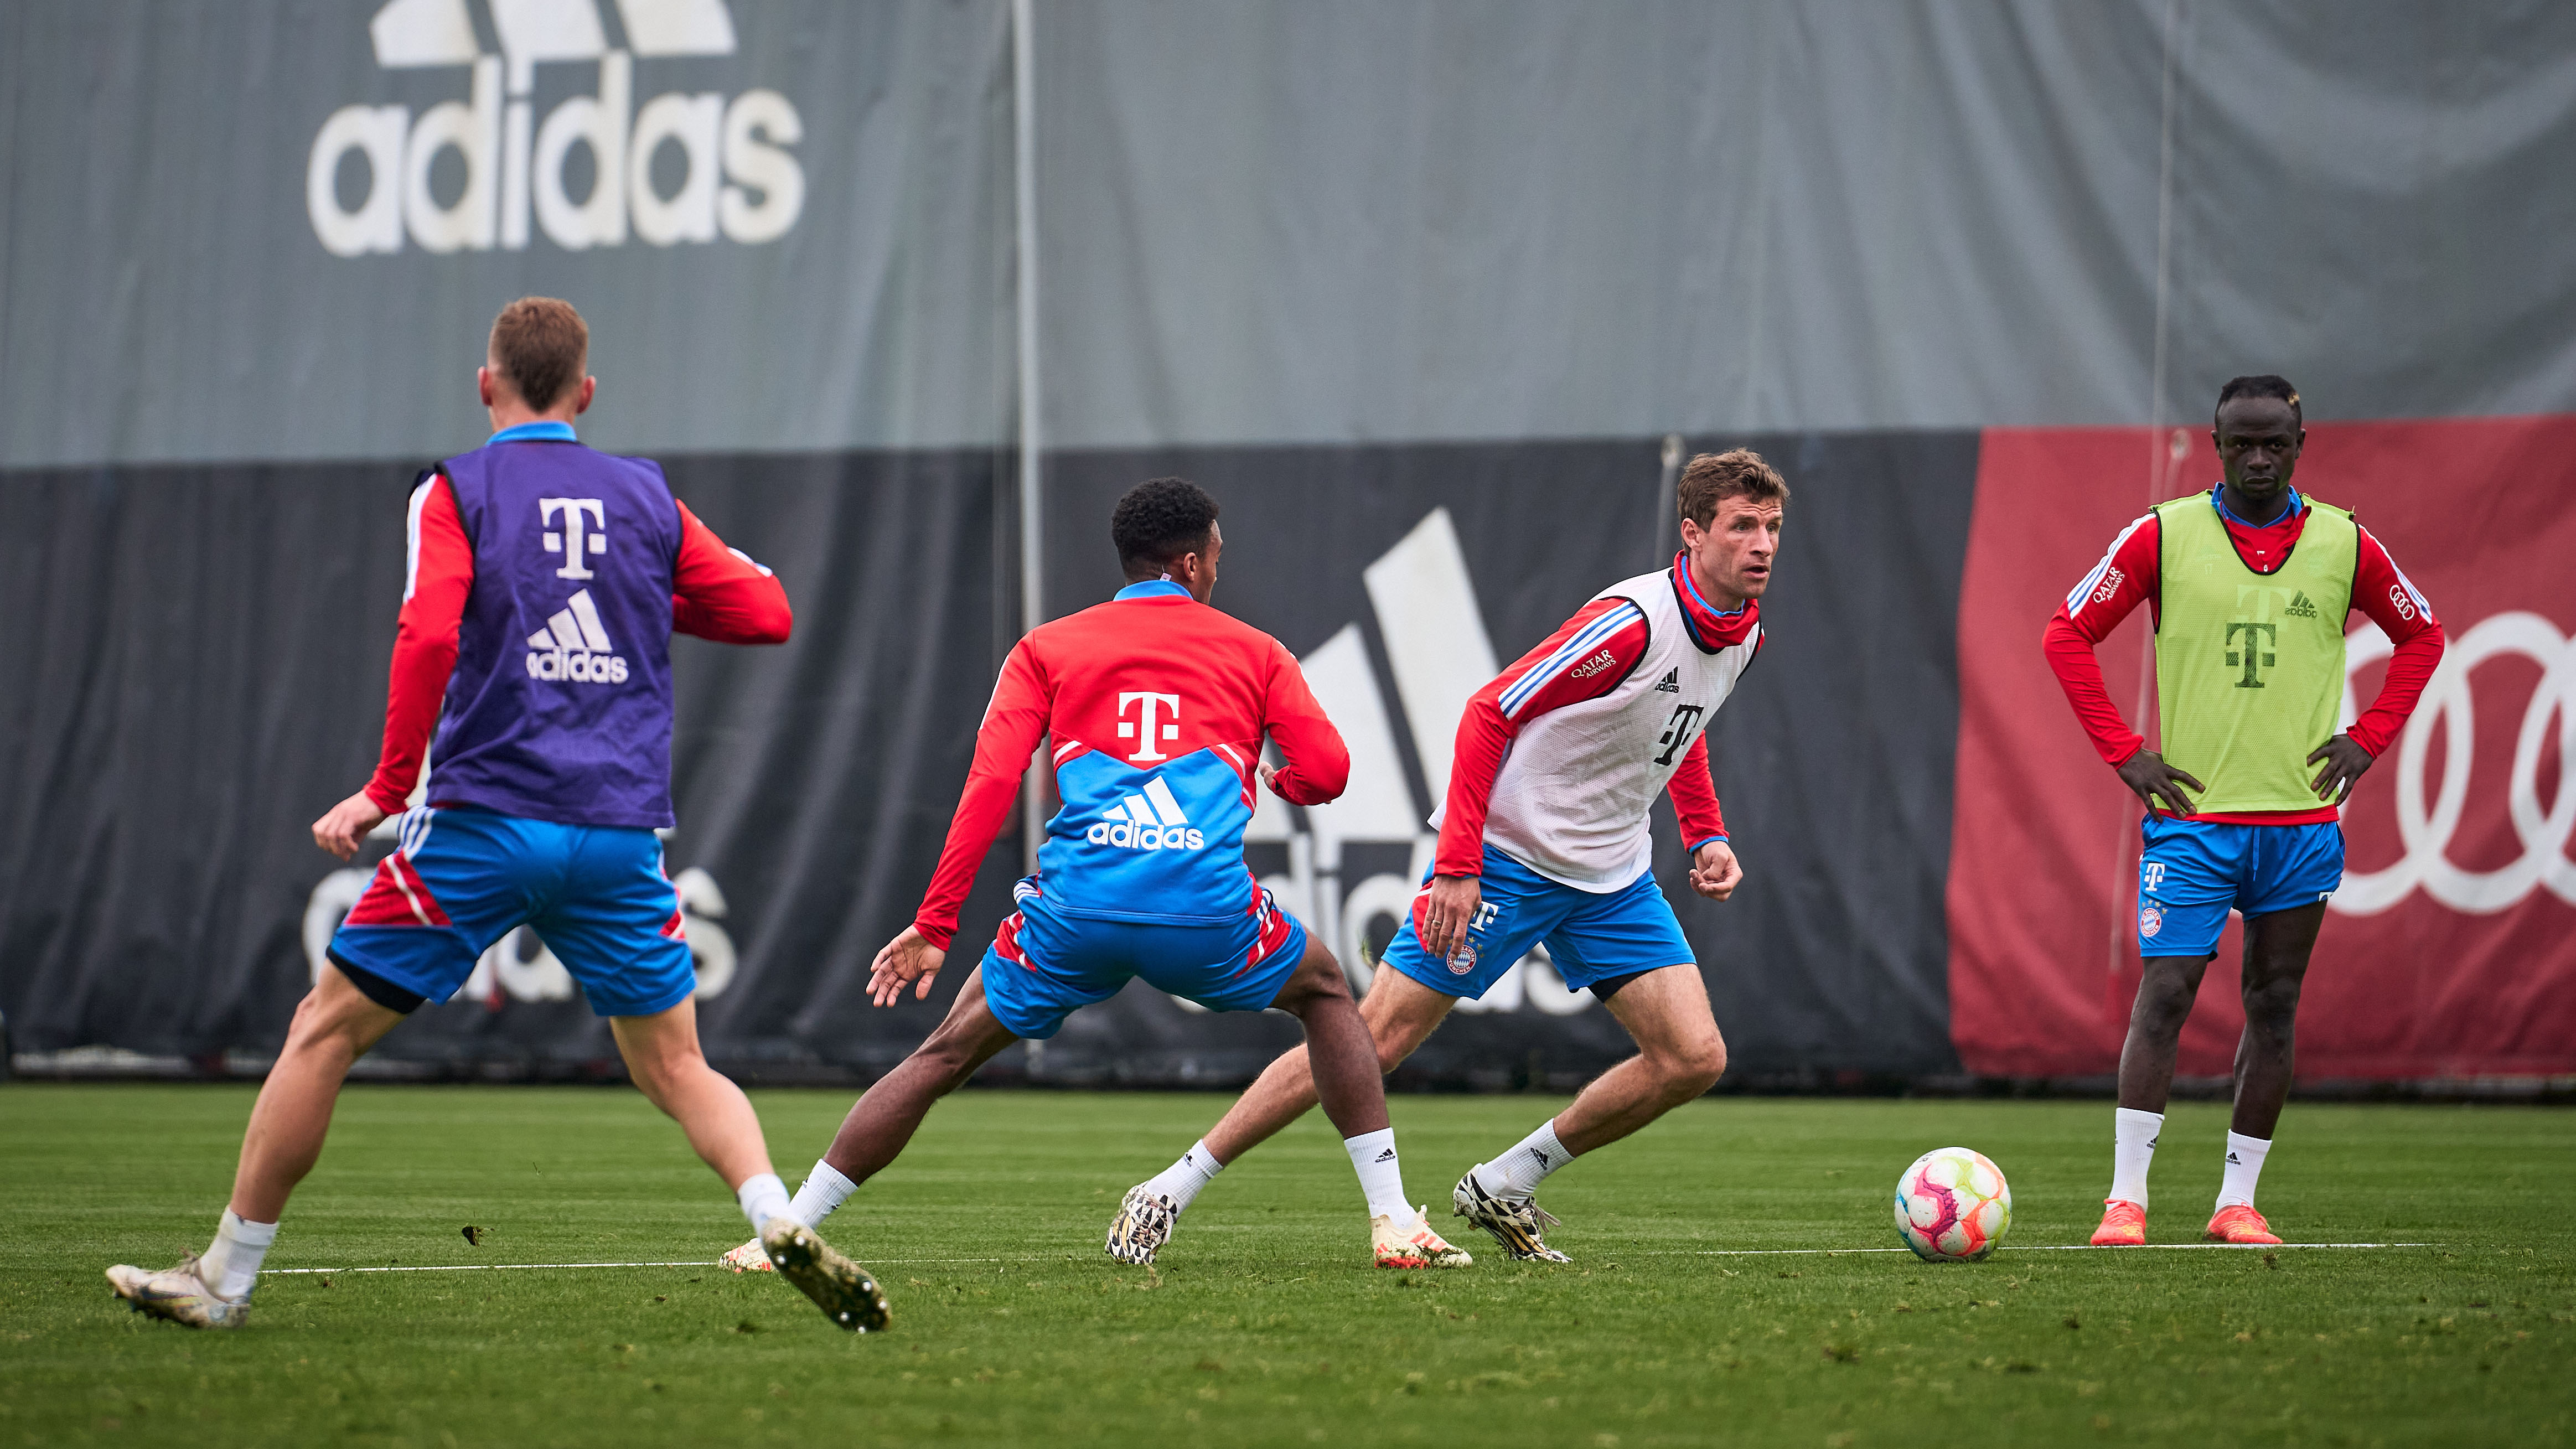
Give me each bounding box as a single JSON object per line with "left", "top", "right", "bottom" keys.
{"left": 525, "top": 589, "right": 630, "bottom": 683}
{"left": 2285, "top": 591, "right": 2318, "bottom": 618}
{"left": 1085, "top": 776, "right": 1208, "bottom": 851}
{"left": 1654, "top": 668, "right": 1681, "bottom": 692}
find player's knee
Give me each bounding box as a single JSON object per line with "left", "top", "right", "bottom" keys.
{"left": 1659, "top": 1033, "right": 1727, "bottom": 1096}
{"left": 2241, "top": 976, "right": 2301, "bottom": 1036}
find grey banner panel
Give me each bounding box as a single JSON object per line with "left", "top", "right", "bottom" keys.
{"left": 0, "top": 1, "right": 1012, "bottom": 468}
{"left": 1034, "top": 1, "right": 2576, "bottom": 447}
{"left": 1038, "top": 431, "right": 1979, "bottom": 1080}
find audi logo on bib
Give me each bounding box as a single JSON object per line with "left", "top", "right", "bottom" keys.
{"left": 2336, "top": 611, "right": 2576, "bottom": 916}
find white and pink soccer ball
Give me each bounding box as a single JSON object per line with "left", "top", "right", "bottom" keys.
{"left": 1893, "top": 1147, "right": 2011, "bottom": 1262}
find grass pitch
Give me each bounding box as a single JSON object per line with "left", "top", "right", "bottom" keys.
{"left": 2, "top": 1085, "right": 2569, "bottom": 1447}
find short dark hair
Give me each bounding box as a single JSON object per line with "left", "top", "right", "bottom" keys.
{"left": 488, "top": 296, "right": 588, "bottom": 411}
{"left": 1111, "top": 477, "right": 1220, "bottom": 579}
{"left": 1675, "top": 448, "right": 1789, "bottom": 529}
{"left": 2215, "top": 374, "right": 2301, "bottom": 429}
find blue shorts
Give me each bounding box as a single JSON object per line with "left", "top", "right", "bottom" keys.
{"left": 976, "top": 882, "right": 1308, "bottom": 1040}
{"left": 328, "top": 806, "right": 697, "bottom": 1017}
{"left": 1380, "top": 846, "right": 1697, "bottom": 1001}
{"left": 2135, "top": 816, "right": 2345, "bottom": 958}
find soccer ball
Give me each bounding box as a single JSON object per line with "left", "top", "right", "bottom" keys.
{"left": 1892, "top": 1147, "right": 2011, "bottom": 1262}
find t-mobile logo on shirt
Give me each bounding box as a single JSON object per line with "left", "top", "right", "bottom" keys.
{"left": 541, "top": 497, "right": 606, "bottom": 579}
{"left": 1117, "top": 691, "right": 1181, "bottom": 762}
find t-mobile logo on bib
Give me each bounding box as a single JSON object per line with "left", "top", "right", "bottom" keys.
{"left": 307, "top": 0, "right": 804, "bottom": 257}
{"left": 540, "top": 497, "right": 606, "bottom": 579}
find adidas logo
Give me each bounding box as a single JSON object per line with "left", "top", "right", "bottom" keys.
{"left": 2284, "top": 591, "right": 2318, "bottom": 618}
{"left": 2226, "top": 1152, "right": 2242, "bottom": 1165}
{"left": 308, "top": 0, "right": 805, "bottom": 257}
{"left": 524, "top": 588, "right": 630, "bottom": 683}
{"left": 1083, "top": 775, "right": 1208, "bottom": 851}
{"left": 1373, "top": 1147, "right": 1398, "bottom": 1164}
{"left": 1653, "top": 668, "right": 1680, "bottom": 692}
{"left": 1528, "top": 1146, "right": 1551, "bottom": 1167}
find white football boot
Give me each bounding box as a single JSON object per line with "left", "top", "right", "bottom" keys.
{"left": 1105, "top": 1186, "right": 1177, "bottom": 1265}
{"left": 106, "top": 1255, "right": 251, "bottom": 1329}
{"left": 1373, "top": 1208, "right": 1474, "bottom": 1269}
{"left": 760, "top": 1219, "right": 889, "bottom": 1333}
{"left": 1452, "top": 1169, "right": 1571, "bottom": 1263}
{"left": 720, "top": 1235, "right": 775, "bottom": 1272}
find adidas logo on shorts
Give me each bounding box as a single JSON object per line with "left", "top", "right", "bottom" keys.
{"left": 1084, "top": 776, "right": 1208, "bottom": 851}
{"left": 525, "top": 589, "right": 630, "bottom": 684}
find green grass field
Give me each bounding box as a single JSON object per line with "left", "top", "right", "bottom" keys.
{"left": 2, "top": 1085, "right": 2568, "bottom": 1447}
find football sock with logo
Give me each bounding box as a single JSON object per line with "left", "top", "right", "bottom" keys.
{"left": 2215, "top": 1131, "right": 2272, "bottom": 1210}
{"left": 1474, "top": 1119, "right": 1574, "bottom": 1202}
{"left": 1142, "top": 1140, "right": 1225, "bottom": 1214}
{"left": 198, "top": 1210, "right": 277, "bottom": 1301}
{"left": 787, "top": 1158, "right": 860, "bottom": 1229}
{"left": 736, "top": 1172, "right": 792, "bottom": 1235}
{"left": 2109, "top": 1107, "right": 2163, "bottom": 1207}
{"left": 1343, "top": 1129, "right": 1411, "bottom": 1220}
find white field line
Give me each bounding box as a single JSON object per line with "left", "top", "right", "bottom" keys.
{"left": 254, "top": 1241, "right": 2434, "bottom": 1276}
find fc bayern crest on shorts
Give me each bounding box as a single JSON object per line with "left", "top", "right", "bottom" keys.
{"left": 2139, "top": 903, "right": 2165, "bottom": 939}
{"left": 1446, "top": 940, "right": 1479, "bottom": 975}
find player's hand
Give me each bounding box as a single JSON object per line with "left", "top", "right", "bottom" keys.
{"left": 2306, "top": 732, "right": 2373, "bottom": 806}
{"left": 867, "top": 926, "right": 947, "bottom": 1007}
{"left": 312, "top": 790, "right": 389, "bottom": 861}
{"left": 1689, "top": 840, "right": 1743, "bottom": 901}
{"left": 1418, "top": 874, "right": 1483, "bottom": 960}
{"left": 2114, "top": 749, "right": 2204, "bottom": 816}
{"left": 1259, "top": 762, "right": 1281, "bottom": 793}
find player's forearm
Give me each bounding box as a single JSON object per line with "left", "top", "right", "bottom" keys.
{"left": 911, "top": 769, "right": 1023, "bottom": 949}
{"left": 1432, "top": 698, "right": 1512, "bottom": 876}
{"left": 363, "top": 625, "right": 456, "bottom": 813}
{"left": 672, "top": 575, "right": 792, "bottom": 644}
{"left": 2346, "top": 618, "right": 2445, "bottom": 756}
{"left": 1265, "top": 727, "right": 1349, "bottom": 806}
{"left": 1667, "top": 734, "right": 1729, "bottom": 849}
{"left": 2041, "top": 613, "right": 2146, "bottom": 765}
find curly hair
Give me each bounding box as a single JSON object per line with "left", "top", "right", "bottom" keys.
{"left": 2216, "top": 374, "right": 2301, "bottom": 429}
{"left": 1675, "top": 449, "right": 1789, "bottom": 530}
{"left": 1111, "top": 477, "right": 1220, "bottom": 580}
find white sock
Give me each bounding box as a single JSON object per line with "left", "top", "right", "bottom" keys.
{"left": 2110, "top": 1107, "right": 2163, "bottom": 1208}
{"left": 786, "top": 1158, "right": 859, "bottom": 1229}
{"left": 2216, "top": 1131, "right": 2272, "bottom": 1210}
{"left": 199, "top": 1210, "right": 277, "bottom": 1301}
{"left": 1473, "top": 1119, "right": 1574, "bottom": 1201}
{"left": 736, "top": 1172, "right": 792, "bottom": 1234}
{"left": 1142, "top": 1140, "right": 1226, "bottom": 1214}
{"left": 1343, "top": 1129, "right": 1410, "bottom": 1220}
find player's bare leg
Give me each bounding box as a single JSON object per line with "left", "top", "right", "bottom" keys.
{"left": 1201, "top": 965, "right": 1457, "bottom": 1163}
{"left": 2202, "top": 902, "right": 2321, "bottom": 1244}
{"left": 612, "top": 996, "right": 777, "bottom": 1191}
{"left": 1113, "top": 949, "right": 1467, "bottom": 1267}
{"left": 818, "top": 968, "right": 1023, "bottom": 1185}
{"left": 2092, "top": 950, "right": 2208, "bottom": 1245}
{"left": 107, "top": 964, "right": 404, "bottom": 1328}
{"left": 230, "top": 964, "right": 406, "bottom": 1222}
{"left": 1453, "top": 963, "right": 1724, "bottom": 1262}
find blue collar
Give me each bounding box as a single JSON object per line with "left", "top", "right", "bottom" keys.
{"left": 2211, "top": 482, "right": 2301, "bottom": 529}
{"left": 488, "top": 420, "right": 578, "bottom": 445}
{"left": 1672, "top": 552, "right": 1747, "bottom": 620}
{"left": 1114, "top": 579, "right": 1193, "bottom": 601}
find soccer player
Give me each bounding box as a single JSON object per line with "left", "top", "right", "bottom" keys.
{"left": 1110, "top": 449, "right": 1781, "bottom": 1265}
{"left": 722, "top": 478, "right": 1471, "bottom": 1271}
{"left": 106, "top": 298, "right": 885, "bottom": 1333}
{"left": 2047, "top": 375, "right": 2444, "bottom": 1246}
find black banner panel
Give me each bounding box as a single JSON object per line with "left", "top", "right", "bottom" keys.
{"left": 2, "top": 433, "right": 1977, "bottom": 1085}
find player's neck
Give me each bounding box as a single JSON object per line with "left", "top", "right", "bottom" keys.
{"left": 488, "top": 402, "right": 580, "bottom": 433}
{"left": 2217, "top": 480, "right": 2293, "bottom": 526}
{"left": 1684, "top": 556, "right": 1747, "bottom": 615}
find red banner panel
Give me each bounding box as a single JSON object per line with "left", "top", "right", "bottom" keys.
{"left": 1948, "top": 417, "right": 2576, "bottom": 1081}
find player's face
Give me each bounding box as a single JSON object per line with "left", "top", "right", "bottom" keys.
{"left": 2212, "top": 398, "right": 2303, "bottom": 505}
{"left": 1683, "top": 496, "right": 1784, "bottom": 606}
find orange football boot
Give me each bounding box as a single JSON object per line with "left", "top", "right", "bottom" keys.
{"left": 2204, "top": 1204, "right": 2282, "bottom": 1244}
{"left": 2089, "top": 1198, "right": 2147, "bottom": 1246}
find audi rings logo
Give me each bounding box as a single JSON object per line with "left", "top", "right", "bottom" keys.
{"left": 2335, "top": 611, "right": 2576, "bottom": 915}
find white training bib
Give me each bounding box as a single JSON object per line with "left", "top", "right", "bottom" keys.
{"left": 1474, "top": 568, "right": 1759, "bottom": 891}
